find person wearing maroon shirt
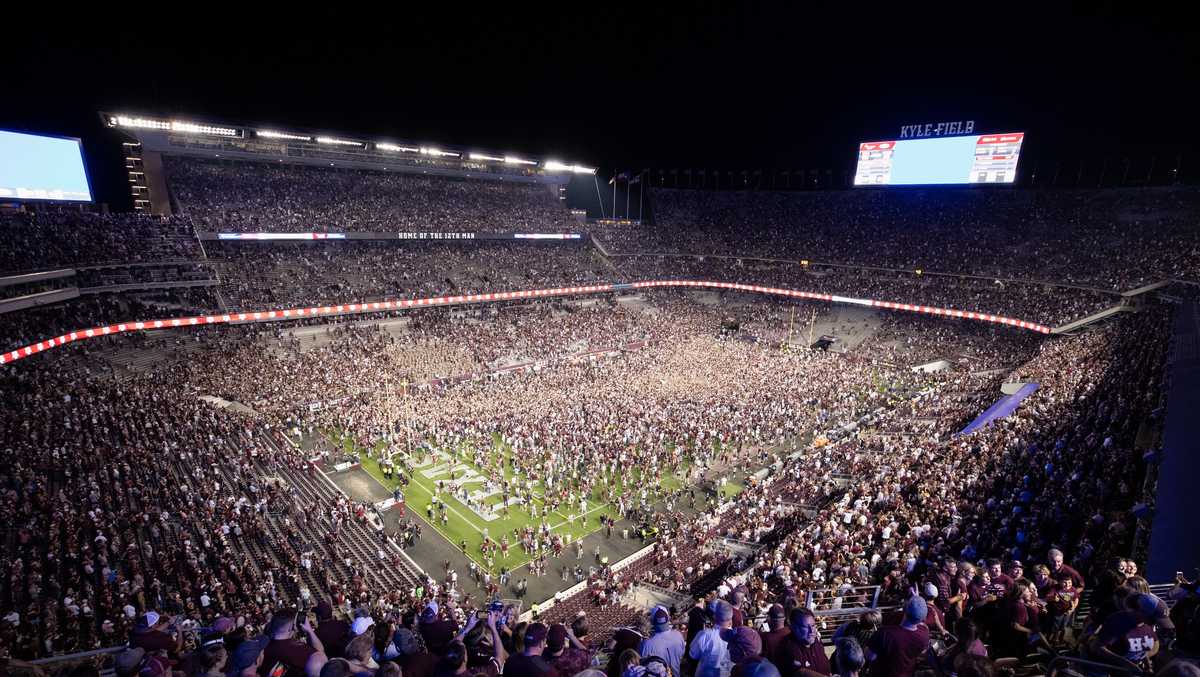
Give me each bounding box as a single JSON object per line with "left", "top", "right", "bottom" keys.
{"left": 314, "top": 601, "right": 350, "bottom": 660}
{"left": 774, "top": 608, "right": 830, "bottom": 677}
{"left": 394, "top": 628, "right": 438, "bottom": 677}
{"left": 758, "top": 605, "right": 790, "bottom": 665}
{"left": 865, "top": 597, "right": 930, "bottom": 677}
{"left": 129, "top": 612, "right": 184, "bottom": 659}
{"left": 1031, "top": 565, "right": 1056, "bottom": 600}
{"left": 1047, "top": 549, "right": 1085, "bottom": 595}
{"left": 419, "top": 602, "right": 460, "bottom": 657}
{"left": 260, "top": 610, "right": 328, "bottom": 677}
{"left": 998, "top": 580, "right": 1050, "bottom": 658}
{"left": 920, "top": 585, "right": 947, "bottom": 637}
{"left": 926, "top": 560, "right": 958, "bottom": 619}
{"left": 544, "top": 623, "right": 592, "bottom": 677}
{"left": 1087, "top": 593, "right": 1160, "bottom": 673}
{"left": 1043, "top": 575, "right": 1079, "bottom": 645}
{"left": 986, "top": 560, "right": 1014, "bottom": 597}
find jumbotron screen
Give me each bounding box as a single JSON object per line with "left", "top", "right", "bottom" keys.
{"left": 0, "top": 129, "right": 93, "bottom": 202}
{"left": 853, "top": 132, "right": 1024, "bottom": 186}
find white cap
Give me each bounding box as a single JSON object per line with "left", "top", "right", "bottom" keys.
{"left": 351, "top": 616, "right": 375, "bottom": 636}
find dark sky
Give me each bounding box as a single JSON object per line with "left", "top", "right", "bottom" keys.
{"left": 5, "top": 4, "right": 1198, "bottom": 209}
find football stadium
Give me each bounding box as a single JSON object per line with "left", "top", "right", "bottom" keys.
{"left": 2, "top": 9, "right": 1199, "bottom": 677}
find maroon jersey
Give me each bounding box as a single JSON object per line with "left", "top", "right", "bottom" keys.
{"left": 867, "top": 625, "right": 930, "bottom": 677}
{"left": 775, "top": 634, "right": 831, "bottom": 677}
{"left": 1096, "top": 611, "right": 1157, "bottom": 664}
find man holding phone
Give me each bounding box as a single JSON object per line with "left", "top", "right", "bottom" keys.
{"left": 260, "top": 609, "right": 328, "bottom": 677}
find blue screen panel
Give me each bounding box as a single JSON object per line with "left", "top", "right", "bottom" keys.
{"left": 0, "top": 130, "right": 93, "bottom": 202}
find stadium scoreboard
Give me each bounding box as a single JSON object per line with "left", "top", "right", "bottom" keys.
{"left": 854, "top": 132, "right": 1024, "bottom": 186}
{"left": 0, "top": 129, "right": 93, "bottom": 202}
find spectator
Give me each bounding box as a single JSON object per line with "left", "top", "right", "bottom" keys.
{"left": 316, "top": 602, "right": 351, "bottom": 659}
{"left": 640, "top": 607, "right": 685, "bottom": 677}
{"left": 261, "top": 610, "right": 329, "bottom": 677}
{"left": 544, "top": 623, "right": 593, "bottom": 677}
{"left": 830, "top": 638, "right": 864, "bottom": 677}
{"left": 129, "top": 612, "right": 184, "bottom": 659}
{"left": 722, "top": 626, "right": 770, "bottom": 677}
{"left": 419, "top": 603, "right": 459, "bottom": 657}
{"left": 690, "top": 600, "right": 733, "bottom": 677}
{"left": 865, "top": 597, "right": 930, "bottom": 677}
{"left": 757, "top": 605, "right": 789, "bottom": 662}
{"left": 503, "top": 623, "right": 557, "bottom": 677}
{"left": 228, "top": 636, "right": 271, "bottom": 677}
{"left": 1086, "top": 592, "right": 1161, "bottom": 673}
{"left": 343, "top": 633, "right": 381, "bottom": 676}
{"left": 773, "top": 608, "right": 829, "bottom": 677}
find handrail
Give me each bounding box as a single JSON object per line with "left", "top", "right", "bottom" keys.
{"left": 1047, "top": 655, "right": 1146, "bottom": 677}
{"left": 28, "top": 644, "right": 125, "bottom": 666}
{"left": 1, "top": 278, "right": 1054, "bottom": 366}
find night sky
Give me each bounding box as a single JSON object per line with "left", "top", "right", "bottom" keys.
{"left": 5, "top": 4, "right": 1197, "bottom": 210}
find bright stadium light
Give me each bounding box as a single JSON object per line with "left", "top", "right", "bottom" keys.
{"left": 378, "top": 143, "right": 420, "bottom": 153}
{"left": 257, "top": 130, "right": 312, "bottom": 141}
{"left": 545, "top": 160, "right": 596, "bottom": 175}
{"left": 170, "top": 121, "right": 239, "bottom": 136}
{"left": 111, "top": 116, "right": 170, "bottom": 131}
{"left": 420, "top": 147, "right": 459, "bottom": 158}
{"left": 504, "top": 156, "right": 536, "bottom": 166}
{"left": 316, "top": 136, "right": 363, "bottom": 147}
{"left": 470, "top": 153, "right": 504, "bottom": 162}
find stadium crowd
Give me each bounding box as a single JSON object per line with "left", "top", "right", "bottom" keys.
{"left": 164, "top": 158, "right": 579, "bottom": 234}
{"left": 598, "top": 187, "right": 1200, "bottom": 291}
{"left": 0, "top": 160, "right": 1193, "bottom": 677}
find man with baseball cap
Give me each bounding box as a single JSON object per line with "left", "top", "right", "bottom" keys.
{"left": 227, "top": 635, "right": 271, "bottom": 677}
{"left": 758, "top": 605, "right": 789, "bottom": 663}
{"left": 545, "top": 622, "right": 593, "bottom": 676}
{"left": 723, "top": 626, "right": 774, "bottom": 677}
{"left": 419, "top": 601, "right": 459, "bottom": 656}
{"left": 504, "top": 622, "right": 559, "bottom": 677}
{"left": 129, "top": 611, "right": 184, "bottom": 658}
{"left": 641, "top": 606, "right": 685, "bottom": 677}
{"left": 690, "top": 599, "right": 734, "bottom": 677}
{"left": 864, "top": 596, "right": 929, "bottom": 677}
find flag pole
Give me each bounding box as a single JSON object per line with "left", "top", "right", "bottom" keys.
{"left": 638, "top": 170, "right": 645, "bottom": 221}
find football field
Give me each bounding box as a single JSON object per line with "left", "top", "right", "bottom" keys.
{"left": 330, "top": 431, "right": 742, "bottom": 574}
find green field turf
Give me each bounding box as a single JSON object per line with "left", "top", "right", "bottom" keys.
{"left": 328, "top": 431, "right": 743, "bottom": 574}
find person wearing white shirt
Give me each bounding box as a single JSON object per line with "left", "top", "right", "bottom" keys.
{"left": 690, "top": 599, "right": 734, "bottom": 677}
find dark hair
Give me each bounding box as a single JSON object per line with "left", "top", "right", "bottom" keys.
{"left": 954, "top": 618, "right": 979, "bottom": 648}
{"left": 375, "top": 621, "right": 395, "bottom": 655}
{"left": 790, "top": 607, "right": 816, "bottom": 627}
{"left": 267, "top": 611, "right": 297, "bottom": 637}
{"left": 952, "top": 654, "right": 995, "bottom": 677}
{"left": 438, "top": 641, "right": 468, "bottom": 674}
